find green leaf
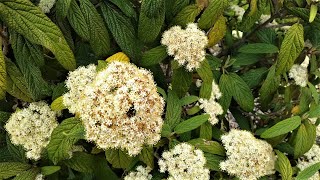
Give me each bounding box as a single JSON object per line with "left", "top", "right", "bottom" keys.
{"left": 188, "top": 138, "right": 225, "bottom": 156}
{"left": 309, "top": 4, "right": 318, "bottom": 23}
{"left": 5, "top": 60, "right": 33, "bottom": 102}
{"left": 261, "top": 116, "right": 301, "bottom": 139}
{"left": 51, "top": 96, "right": 66, "bottom": 111}
{"left": 198, "top": 0, "right": 228, "bottom": 30}
{"left": 139, "top": 146, "right": 154, "bottom": 168}
{"left": 13, "top": 168, "right": 39, "bottom": 180}
{"left": 259, "top": 65, "right": 281, "bottom": 109}
{"left": 64, "top": 152, "right": 96, "bottom": 173}
{"left": 174, "top": 114, "right": 210, "bottom": 134}
{"left": 172, "top": 4, "right": 202, "bottom": 26}
{"left": 208, "top": 15, "right": 227, "bottom": 47}
{"left": 275, "top": 150, "right": 293, "bottom": 180}
{"left": 68, "top": 0, "right": 110, "bottom": 56}
{"left": 41, "top": 166, "right": 61, "bottom": 176}
{"left": 0, "top": 38, "right": 6, "bottom": 100}
{"left": 291, "top": 122, "right": 316, "bottom": 159}
{"left": 94, "top": 157, "right": 119, "bottom": 180}
{"left": 231, "top": 109, "right": 251, "bottom": 131}
{"left": 165, "top": 90, "right": 181, "bottom": 129}
{"left": 241, "top": 67, "right": 268, "bottom": 88}
{"left": 138, "top": 0, "right": 165, "bottom": 43}
{"left": 141, "top": 45, "right": 168, "bottom": 67}
{"left": 0, "top": 162, "right": 31, "bottom": 179}
{"left": 256, "top": 28, "right": 277, "bottom": 44}
{"left": 109, "top": 0, "right": 137, "bottom": 19}
{"left": 172, "top": 68, "right": 192, "bottom": 98}
{"left": 221, "top": 73, "right": 254, "bottom": 111}
{"left": 218, "top": 74, "right": 232, "bottom": 112}
{"left": 101, "top": 3, "right": 142, "bottom": 62}
{"left": 0, "top": 111, "right": 11, "bottom": 123}
{"left": 47, "top": 117, "right": 85, "bottom": 164}
{"left": 276, "top": 23, "right": 304, "bottom": 75}
{"left": 6, "top": 136, "right": 27, "bottom": 163}
{"left": 233, "top": 53, "right": 263, "bottom": 66}
{"left": 56, "top": 0, "right": 72, "bottom": 19}
{"left": 180, "top": 95, "right": 199, "bottom": 106}
{"left": 10, "top": 31, "right": 51, "bottom": 100}
{"left": 308, "top": 82, "right": 319, "bottom": 104}
{"left": 296, "top": 162, "right": 320, "bottom": 180}
{"left": 197, "top": 59, "right": 214, "bottom": 99}
{"left": 200, "top": 122, "right": 213, "bottom": 140}
{"left": 0, "top": 0, "right": 76, "bottom": 70}
{"left": 238, "top": 43, "right": 279, "bottom": 54}
{"left": 105, "top": 149, "right": 135, "bottom": 169}
{"left": 204, "top": 153, "right": 224, "bottom": 171}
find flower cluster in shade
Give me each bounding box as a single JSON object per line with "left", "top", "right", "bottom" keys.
{"left": 124, "top": 166, "right": 152, "bottom": 180}
{"left": 297, "top": 144, "right": 320, "bottom": 180}
{"left": 38, "top": 0, "right": 56, "bottom": 13}
{"left": 230, "top": 5, "right": 245, "bottom": 21}
{"left": 158, "top": 143, "right": 210, "bottom": 180}
{"left": 220, "top": 129, "right": 276, "bottom": 180}
{"left": 161, "top": 23, "right": 208, "bottom": 71}
{"left": 289, "top": 55, "right": 309, "bottom": 87}
{"left": 5, "top": 101, "right": 58, "bottom": 160}
{"left": 198, "top": 80, "right": 223, "bottom": 125}
{"left": 63, "top": 61, "right": 165, "bottom": 156}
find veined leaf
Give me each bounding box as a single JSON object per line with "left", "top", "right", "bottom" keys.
{"left": 165, "top": 90, "right": 181, "bottom": 129}
{"left": 208, "top": 16, "right": 226, "bottom": 47}
{"left": 291, "top": 121, "right": 316, "bottom": 158}
{"left": 51, "top": 96, "right": 66, "bottom": 111}
{"left": 276, "top": 23, "right": 304, "bottom": 75}
{"left": 68, "top": 0, "right": 110, "bottom": 56}
{"left": 204, "top": 153, "right": 224, "bottom": 171}
{"left": 172, "top": 4, "right": 202, "bottom": 26}
{"left": 197, "top": 59, "right": 214, "bottom": 99}
{"left": 261, "top": 116, "right": 301, "bottom": 139}
{"left": 198, "top": 0, "right": 228, "bottom": 30}
{"left": 172, "top": 67, "right": 193, "bottom": 98}
{"left": 138, "top": 0, "right": 165, "bottom": 43}
{"left": 296, "top": 162, "right": 320, "bottom": 180}
{"left": 0, "top": 0, "right": 76, "bottom": 70}
{"left": 12, "top": 168, "right": 39, "bottom": 180}
{"left": 0, "top": 37, "right": 6, "bottom": 100}
{"left": 6, "top": 136, "right": 27, "bottom": 163}
{"left": 109, "top": 0, "right": 137, "bottom": 19}
{"left": 141, "top": 45, "right": 168, "bottom": 67}
{"left": 47, "top": 117, "right": 85, "bottom": 164}
{"left": 41, "top": 166, "right": 61, "bottom": 176}
{"left": 106, "top": 52, "right": 130, "bottom": 63}
{"left": 188, "top": 138, "right": 225, "bottom": 156}
{"left": 56, "top": 0, "right": 72, "bottom": 19}
{"left": 64, "top": 152, "right": 96, "bottom": 173}
{"left": 139, "top": 146, "right": 154, "bottom": 168}
{"left": 241, "top": 67, "right": 268, "bottom": 88}
{"left": 174, "top": 114, "right": 210, "bottom": 134}
{"left": 105, "top": 149, "right": 135, "bottom": 169}
{"left": 0, "top": 162, "right": 31, "bottom": 179}
{"left": 10, "top": 31, "right": 52, "bottom": 100}
{"left": 238, "top": 43, "right": 279, "bottom": 54}
{"left": 259, "top": 65, "right": 280, "bottom": 109}
{"left": 275, "top": 150, "right": 293, "bottom": 180}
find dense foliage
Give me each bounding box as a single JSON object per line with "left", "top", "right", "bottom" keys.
{"left": 0, "top": 0, "right": 320, "bottom": 179}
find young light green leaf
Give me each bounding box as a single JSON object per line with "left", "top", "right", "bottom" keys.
{"left": 50, "top": 96, "right": 66, "bottom": 111}
{"left": 0, "top": 0, "right": 76, "bottom": 70}
{"left": 275, "top": 150, "right": 293, "bottom": 180}
{"left": 138, "top": 0, "right": 165, "bottom": 43}
{"left": 172, "top": 68, "right": 192, "bottom": 98}
{"left": 208, "top": 16, "right": 226, "bottom": 47}
{"left": 188, "top": 138, "right": 225, "bottom": 156}
{"left": 296, "top": 162, "right": 320, "bottom": 180}
{"left": 105, "top": 149, "right": 135, "bottom": 169}
{"left": 238, "top": 43, "right": 279, "bottom": 54}
{"left": 309, "top": 4, "right": 318, "bottom": 23}
{"left": 197, "top": 59, "right": 214, "bottom": 99}
{"left": 180, "top": 95, "right": 199, "bottom": 106}
{"left": 261, "top": 116, "right": 301, "bottom": 139}
{"left": 41, "top": 166, "right": 61, "bottom": 176}
{"left": 47, "top": 117, "right": 85, "bottom": 164}
{"left": 165, "top": 90, "right": 181, "bottom": 129}
{"left": 200, "top": 122, "right": 213, "bottom": 140}
{"left": 276, "top": 23, "right": 304, "bottom": 75}
{"left": 172, "top": 4, "right": 202, "bottom": 26}
{"left": 0, "top": 162, "right": 31, "bottom": 179}
{"left": 0, "top": 39, "right": 6, "bottom": 100}
{"left": 139, "top": 146, "right": 154, "bottom": 168}
{"left": 292, "top": 122, "right": 316, "bottom": 159}
{"left": 13, "top": 168, "right": 39, "bottom": 180}
{"left": 174, "top": 114, "right": 210, "bottom": 134}
{"left": 141, "top": 45, "right": 168, "bottom": 67}
{"left": 198, "top": 0, "right": 228, "bottom": 30}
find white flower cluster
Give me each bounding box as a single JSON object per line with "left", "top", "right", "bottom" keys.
{"left": 220, "top": 129, "right": 276, "bottom": 180}
{"left": 63, "top": 64, "right": 96, "bottom": 114}
{"left": 38, "top": 0, "right": 56, "bottom": 13}
{"left": 289, "top": 56, "right": 309, "bottom": 87}
{"left": 65, "top": 61, "right": 164, "bottom": 156}
{"left": 158, "top": 143, "right": 210, "bottom": 180}
{"left": 230, "top": 5, "right": 245, "bottom": 21}
{"left": 161, "top": 23, "right": 208, "bottom": 71}
{"left": 198, "top": 80, "right": 223, "bottom": 125}
{"left": 297, "top": 144, "right": 320, "bottom": 180}
{"left": 35, "top": 174, "right": 44, "bottom": 180}
{"left": 5, "top": 101, "right": 58, "bottom": 160}
{"left": 124, "top": 166, "right": 152, "bottom": 180}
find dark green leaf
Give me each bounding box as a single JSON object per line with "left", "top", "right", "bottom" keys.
{"left": 172, "top": 68, "right": 192, "bottom": 98}
{"left": 174, "top": 114, "right": 210, "bottom": 134}
{"left": 6, "top": 136, "right": 27, "bottom": 163}
{"left": 141, "top": 45, "right": 168, "bottom": 67}
{"left": 165, "top": 90, "right": 181, "bottom": 129}
{"left": 41, "top": 166, "right": 61, "bottom": 176}
{"left": 241, "top": 67, "right": 268, "bottom": 88}
{"left": 56, "top": 0, "right": 72, "bottom": 19}
{"left": 13, "top": 168, "right": 39, "bottom": 180}
{"left": 188, "top": 138, "right": 225, "bottom": 156}
{"left": 139, "top": 146, "right": 154, "bottom": 168}
{"left": 0, "top": 162, "right": 31, "bottom": 179}
{"left": 204, "top": 153, "right": 224, "bottom": 171}
{"left": 238, "top": 43, "right": 279, "bottom": 54}
{"left": 109, "top": 0, "right": 137, "bottom": 19}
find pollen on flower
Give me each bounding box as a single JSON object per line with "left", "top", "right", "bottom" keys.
{"left": 63, "top": 64, "right": 97, "bottom": 114}
{"left": 198, "top": 80, "right": 223, "bottom": 125}
{"left": 161, "top": 23, "right": 208, "bottom": 71}
{"left": 5, "top": 101, "right": 58, "bottom": 160}
{"left": 220, "top": 129, "right": 276, "bottom": 180}
{"left": 289, "top": 56, "right": 309, "bottom": 87}
{"left": 297, "top": 144, "right": 320, "bottom": 180}
{"left": 38, "top": 0, "right": 56, "bottom": 13}
{"left": 124, "top": 166, "right": 152, "bottom": 180}
{"left": 76, "top": 61, "right": 164, "bottom": 156}
{"left": 158, "top": 143, "right": 210, "bottom": 180}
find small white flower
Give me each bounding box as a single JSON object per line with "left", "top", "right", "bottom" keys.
{"left": 195, "top": 79, "right": 202, "bottom": 88}
{"left": 38, "top": 0, "right": 56, "bottom": 13}
{"left": 5, "top": 102, "right": 58, "bottom": 160}
{"left": 35, "top": 174, "right": 44, "bottom": 180}
{"left": 230, "top": 5, "right": 245, "bottom": 21}
{"left": 161, "top": 23, "right": 208, "bottom": 71}
{"left": 232, "top": 30, "right": 243, "bottom": 39}
{"left": 289, "top": 56, "right": 309, "bottom": 87}
{"left": 158, "top": 143, "right": 210, "bottom": 180}
{"left": 124, "top": 166, "right": 152, "bottom": 180}
{"left": 220, "top": 129, "right": 276, "bottom": 180}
